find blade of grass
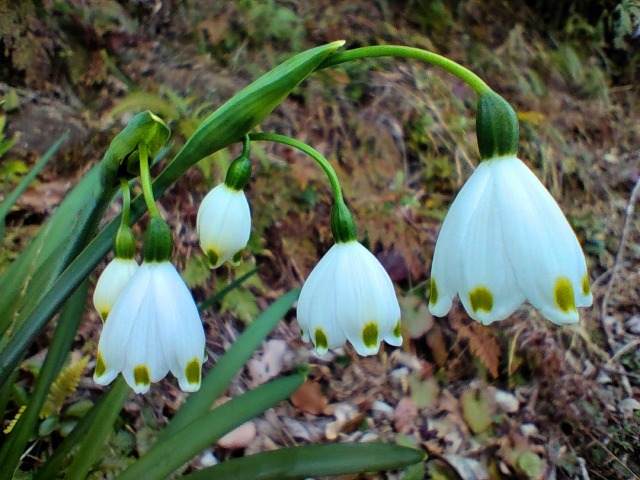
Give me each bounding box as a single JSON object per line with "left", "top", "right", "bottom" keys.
{"left": 198, "top": 267, "right": 257, "bottom": 313}
{"left": 183, "top": 443, "right": 425, "bottom": 480}
{"left": 64, "top": 377, "right": 130, "bottom": 480}
{"left": 0, "top": 280, "right": 89, "bottom": 478}
{"left": 115, "top": 374, "right": 305, "bottom": 480}
{"left": 160, "top": 289, "right": 299, "bottom": 440}
{"left": 33, "top": 377, "right": 129, "bottom": 480}
{"left": 0, "top": 132, "right": 68, "bottom": 234}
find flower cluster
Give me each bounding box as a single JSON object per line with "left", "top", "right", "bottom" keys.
{"left": 94, "top": 88, "right": 594, "bottom": 392}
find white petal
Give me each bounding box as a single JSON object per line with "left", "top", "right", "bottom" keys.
{"left": 456, "top": 164, "right": 526, "bottom": 324}
{"left": 197, "top": 184, "right": 251, "bottom": 268}
{"left": 336, "top": 243, "right": 401, "bottom": 355}
{"left": 93, "top": 258, "right": 139, "bottom": 320}
{"left": 95, "top": 263, "right": 152, "bottom": 386}
{"left": 429, "top": 162, "right": 492, "bottom": 317}
{"left": 494, "top": 158, "right": 589, "bottom": 324}
{"left": 297, "top": 245, "right": 347, "bottom": 355}
{"left": 152, "top": 263, "right": 205, "bottom": 392}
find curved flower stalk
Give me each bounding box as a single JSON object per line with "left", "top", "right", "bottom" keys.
{"left": 197, "top": 144, "right": 252, "bottom": 268}
{"left": 297, "top": 201, "right": 402, "bottom": 356}
{"left": 429, "top": 155, "right": 593, "bottom": 325}
{"left": 94, "top": 258, "right": 205, "bottom": 393}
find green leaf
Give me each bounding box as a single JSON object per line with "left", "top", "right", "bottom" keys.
{"left": 115, "top": 374, "right": 305, "bottom": 480}
{"left": 182, "top": 443, "right": 424, "bottom": 480}
{"left": 64, "top": 377, "right": 131, "bottom": 480}
{"left": 0, "top": 132, "right": 67, "bottom": 229}
{"left": 0, "top": 281, "right": 89, "bottom": 478}
{"left": 33, "top": 378, "right": 129, "bottom": 480}
{"left": 220, "top": 287, "right": 260, "bottom": 324}
{"left": 162, "top": 289, "right": 299, "bottom": 439}
{"left": 0, "top": 41, "right": 342, "bottom": 385}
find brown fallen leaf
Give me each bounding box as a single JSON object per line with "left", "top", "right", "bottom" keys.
{"left": 290, "top": 380, "right": 328, "bottom": 415}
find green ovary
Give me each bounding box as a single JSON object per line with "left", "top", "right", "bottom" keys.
{"left": 314, "top": 328, "right": 328, "bottom": 350}
{"left": 362, "top": 322, "right": 379, "bottom": 348}
{"left": 133, "top": 365, "right": 151, "bottom": 386}
{"left": 469, "top": 286, "right": 494, "bottom": 313}
{"left": 554, "top": 277, "right": 576, "bottom": 312}
{"left": 95, "top": 352, "right": 106, "bottom": 377}
{"left": 185, "top": 358, "right": 201, "bottom": 385}
{"left": 429, "top": 278, "right": 439, "bottom": 306}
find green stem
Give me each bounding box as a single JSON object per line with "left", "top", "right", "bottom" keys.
{"left": 138, "top": 142, "right": 160, "bottom": 217}
{"left": 248, "top": 133, "right": 343, "bottom": 203}
{"left": 241, "top": 133, "right": 251, "bottom": 158}
{"left": 318, "top": 45, "right": 491, "bottom": 95}
{"left": 119, "top": 178, "right": 131, "bottom": 226}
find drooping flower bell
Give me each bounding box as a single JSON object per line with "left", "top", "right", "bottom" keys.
{"left": 94, "top": 217, "right": 206, "bottom": 393}
{"left": 93, "top": 223, "right": 139, "bottom": 321}
{"left": 197, "top": 152, "right": 252, "bottom": 269}
{"left": 297, "top": 201, "right": 402, "bottom": 356}
{"left": 428, "top": 91, "right": 592, "bottom": 325}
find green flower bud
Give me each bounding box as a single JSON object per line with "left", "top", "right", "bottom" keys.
{"left": 476, "top": 91, "right": 519, "bottom": 160}
{"left": 330, "top": 200, "right": 357, "bottom": 243}
{"left": 101, "top": 111, "right": 170, "bottom": 187}
{"left": 224, "top": 154, "right": 252, "bottom": 191}
{"left": 143, "top": 216, "right": 173, "bottom": 263}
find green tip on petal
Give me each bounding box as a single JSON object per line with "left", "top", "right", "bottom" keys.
{"left": 554, "top": 277, "right": 576, "bottom": 313}
{"left": 185, "top": 358, "right": 201, "bottom": 385}
{"left": 393, "top": 320, "right": 402, "bottom": 338}
{"left": 133, "top": 365, "right": 151, "bottom": 387}
{"left": 362, "top": 322, "right": 379, "bottom": 349}
{"left": 232, "top": 250, "right": 243, "bottom": 264}
{"left": 99, "top": 310, "right": 109, "bottom": 322}
{"left": 429, "top": 278, "right": 439, "bottom": 306}
{"left": 206, "top": 249, "right": 220, "bottom": 268}
{"left": 582, "top": 274, "right": 590, "bottom": 296}
{"left": 314, "top": 328, "right": 328, "bottom": 350}
{"left": 95, "top": 352, "right": 106, "bottom": 377}
{"left": 469, "top": 286, "right": 494, "bottom": 313}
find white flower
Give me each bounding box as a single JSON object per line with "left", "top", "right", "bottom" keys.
{"left": 429, "top": 155, "right": 592, "bottom": 325}
{"left": 197, "top": 183, "right": 251, "bottom": 269}
{"left": 297, "top": 241, "right": 402, "bottom": 356}
{"left": 94, "top": 261, "right": 206, "bottom": 394}
{"left": 93, "top": 258, "right": 139, "bottom": 321}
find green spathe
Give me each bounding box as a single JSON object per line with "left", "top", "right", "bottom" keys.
{"left": 100, "top": 111, "right": 170, "bottom": 186}
{"left": 143, "top": 217, "right": 173, "bottom": 262}
{"left": 476, "top": 90, "right": 519, "bottom": 160}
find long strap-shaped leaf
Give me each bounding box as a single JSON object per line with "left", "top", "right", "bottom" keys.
{"left": 115, "top": 374, "right": 305, "bottom": 480}
{"left": 182, "top": 443, "right": 425, "bottom": 480}
{"left": 161, "top": 289, "right": 299, "bottom": 440}
{"left": 32, "top": 377, "right": 129, "bottom": 480}
{"left": 34, "top": 270, "right": 261, "bottom": 479}
{"left": 0, "top": 132, "right": 68, "bottom": 235}
{"left": 0, "top": 41, "right": 344, "bottom": 385}
{"left": 0, "top": 280, "right": 89, "bottom": 478}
